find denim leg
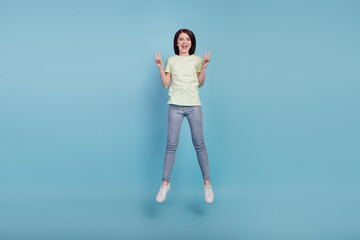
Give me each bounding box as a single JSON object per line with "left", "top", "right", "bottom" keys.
{"left": 185, "top": 106, "right": 210, "bottom": 181}
{"left": 162, "top": 105, "right": 184, "bottom": 182}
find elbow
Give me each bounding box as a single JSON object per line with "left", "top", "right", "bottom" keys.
{"left": 198, "top": 79, "right": 204, "bottom": 88}
{"left": 163, "top": 79, "right": 171, "bottom": 89}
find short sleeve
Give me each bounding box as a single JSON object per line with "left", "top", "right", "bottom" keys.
{"left": 195, "top": 57, "right": 202, "bottom": 73}
{"left": 165, "top": 58, "right": 172, "bottom": 74}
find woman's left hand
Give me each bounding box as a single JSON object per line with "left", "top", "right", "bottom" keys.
{"left": 202, "top": 49, "right": 212, "bottom": 69}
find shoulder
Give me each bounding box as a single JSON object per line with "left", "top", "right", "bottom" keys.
{"left": 192, "top": 55, "right": 202, "bottom": 64}
{"left": 167, "top": 55, "right": 177, "bottom": 61}
{"left": 192, "top": 55, "right": 202, "bottom": 61}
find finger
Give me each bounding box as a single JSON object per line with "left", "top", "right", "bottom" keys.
{"left": 159, "top": 50, "right": 161, "bottom": 57}
{"left": 207, "top": 50, "right": 213, "bottom": 57}
{"left": 153, "top": 51, "right": 158, "bottom": 58}
{"left": 204, "top": 49, "right": 207, "bottom": 57}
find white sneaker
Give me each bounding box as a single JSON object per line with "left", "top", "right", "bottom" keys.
{"left": 156, "top": 183, "right": 171, "bottom": 203}
{"left": 204, "top": 184, "right": 214, "bottom": 203}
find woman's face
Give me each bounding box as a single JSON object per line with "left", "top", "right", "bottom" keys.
{"left": 177, "top": 32, "right": 191, "bottom": 55}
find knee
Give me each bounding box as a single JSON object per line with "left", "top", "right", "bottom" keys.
{"left": 193, "top": 141, "right": 206, "bottom": 151}
{"left": 166, "top": 142, "right": 178, "bottom": 152}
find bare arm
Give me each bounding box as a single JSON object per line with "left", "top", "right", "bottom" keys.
{"left": 197, "top": 68, "right": 206, "bottom": 88}
{"left": 197, "top": 49, "right": 212, "bottom": 88}
{"left": 154, "top": 50, "right": 171, "bottom": 89}
{"left": 160, "top": 69, "right": 171, "bottom": 89}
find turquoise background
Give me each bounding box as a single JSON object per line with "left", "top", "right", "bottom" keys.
{"left": 1, "top": 0, "right": 359, "bottom": 239}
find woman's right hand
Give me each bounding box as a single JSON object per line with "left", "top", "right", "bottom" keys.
{"left": 153, "top": 50, "right": 164, "bottom": 69}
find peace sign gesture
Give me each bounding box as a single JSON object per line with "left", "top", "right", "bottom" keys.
{"left": 153, "top": 50, "right": 164, "bottom": 69}
{"left": 202, "top": 49, "right": 212, "bottom": 69}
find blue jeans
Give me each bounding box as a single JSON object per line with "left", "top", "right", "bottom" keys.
{"left": 162, "top": 104, "right": 210, "bottom": 182}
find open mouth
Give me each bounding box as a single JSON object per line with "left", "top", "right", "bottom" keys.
{"left": 182, "top": 45, "right": 188, "bottom": 49}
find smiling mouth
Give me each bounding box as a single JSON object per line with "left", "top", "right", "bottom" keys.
{"left": 182, "top": 46, "right": 188, "bottom": 49}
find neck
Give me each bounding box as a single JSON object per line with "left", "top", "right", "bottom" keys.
{"left": 178, "top": 52, "right": 190, "bottom": 57}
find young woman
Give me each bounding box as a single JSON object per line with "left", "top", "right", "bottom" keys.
{"left": 153, "top": 29, "right": 214, "bottom": 204}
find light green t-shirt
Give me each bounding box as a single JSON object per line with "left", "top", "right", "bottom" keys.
{"left": 164, "top": 54, "right": 202, "bottom": 106}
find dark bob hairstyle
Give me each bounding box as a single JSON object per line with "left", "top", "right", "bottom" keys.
{"left": 173, "top": 29, "right": 196, "bottom": 55}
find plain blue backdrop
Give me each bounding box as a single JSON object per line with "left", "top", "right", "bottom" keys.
{"left": 0, "top": 0, "right": 359, "bottom": 239}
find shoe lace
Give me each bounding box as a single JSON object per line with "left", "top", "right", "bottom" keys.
{"left": 160, "top": 186, "right": 168, "bottom": 194}
{"left": 205, "top": 186, "right": 213, "bottom": 197}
